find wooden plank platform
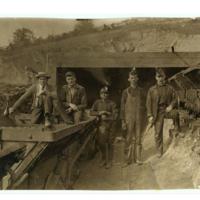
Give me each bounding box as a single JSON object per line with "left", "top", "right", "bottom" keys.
{"left": 0, "top": 142, "right": 26, "bottom": 158}
{"left": 0, "top": 118, "right": 96, "bottom": 142}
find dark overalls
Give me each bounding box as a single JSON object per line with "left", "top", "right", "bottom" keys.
{"left": 90, "top": 99, "right": 117, "bottom": 166}
{"left": 121, "top": 87, "right": 144, "bottom": 164}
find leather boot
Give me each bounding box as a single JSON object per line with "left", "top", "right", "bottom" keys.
{"left": 122, "top": 146, "right": 132, "bottom": 168}
{"left": 105, "top": 143, "right": 111, "bottom": 169}
{"left": 45, "top": 114, "right": 52, "bottom": 128}
{"left": 136, "top": 145, "right": 143, "bottom": 165}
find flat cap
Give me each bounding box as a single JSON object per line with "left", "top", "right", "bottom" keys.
{"left": 65, "top": 71, "right": 76, "bottom": 77}
{"left": 35, "top": 72, "right": 51, "bottom": 79}
{"left": 129, "top": 67, "right": 138, "bottom": 77}
{"left": 155, "top": 68, "right": 166, "bottom": 77}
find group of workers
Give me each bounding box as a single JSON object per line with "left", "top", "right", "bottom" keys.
{"left": 7, "top": 67, "right": 180, "bottom": 169}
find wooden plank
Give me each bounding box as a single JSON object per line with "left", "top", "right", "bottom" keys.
{"left": 0, "top": 142, "right": 26, "bottom": 158}
{"left": 0, "top": 118, "right": 95, "bottom": 142}
{"left": 55, "top": 52, "right": 200, "bottom": 68}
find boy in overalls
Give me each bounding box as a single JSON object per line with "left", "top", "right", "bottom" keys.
{"left": 120, "top": 68, "right": 144, "bottom": 167}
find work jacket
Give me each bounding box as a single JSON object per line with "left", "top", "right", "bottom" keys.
{"left": 12, "top": 83, "right": 54, "bottom": 111}
{"left": 146, "top": 84, "right": 177, "bottom": 121}
{"left": 60, "top": 84, "right": 87, "bottom": 111}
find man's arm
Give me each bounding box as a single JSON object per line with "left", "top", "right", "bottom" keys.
{"left": 170, "top": 87, "right": 178, "bottom": 108}
{"left": 146, "top": 88, "right": 153, "bottom": 118}
{"left": 11, "top": 85, "right": 35, "bottom": 111}
{"left": 60, "top": 86, "right": 67, "bottom": 105}
{"left": 120, "top": 90, "right": 126, "bottom": 120}
{"left": 107, "top": 102, "right": 118, "bottom": 120}
{"left": 90, "top": 101, "right": 99, "bottom": 116}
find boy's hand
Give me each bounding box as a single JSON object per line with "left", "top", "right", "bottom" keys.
{"left": 122, "top": 121, "right": 127, "bottom": 130}
{"left": 66, "top": 107, "right": 73, "bottom": 113}
{"left": 148, "top": 116, "right": 154, "bottom": 124}
{"left": 165, "top": 105, "right": 173, "bottom": 113}
{"left": 101, "top": 114, "right": 107, "bottom": 120}
{"left": 8, "top": 107, "right": 15, "bottom": 114}
{"left": 69, "top": 103, "right": 78, "bottom": 111}
{"left": 99, "top": 111, "right": 106, "bottom": 115}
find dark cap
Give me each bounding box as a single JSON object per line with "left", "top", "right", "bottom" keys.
{"left": 35, "top": 72, "right": 51, "bottom": 79}
{"left": 129, "top": 67, "right": 138, "bottom": 77}
{"left": 100, "top": 86, "right": 109, "bottom": 94}
{"left": 155, "top": 68, "right": 166, "bottom": 77}
{"left": 65, "top": 71, "right": 76, "bottom": 78}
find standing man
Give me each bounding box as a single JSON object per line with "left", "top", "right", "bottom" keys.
{"left": 146, "top": 68, "right": 178, "bottom": 158}
{"left": 60, "top": 71, "right": 87, "bottom": 124}
{"left": 8, "top": 72, "right": 53, "bottom": 127}
{"left": 90, "top": 86, "right": 117, "bottom": 169}
{"left": 120, "top": 68, "right": 145, "bottom": 167}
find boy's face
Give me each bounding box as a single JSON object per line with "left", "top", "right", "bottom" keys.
{"left": 66, "top": 76, "right": 76, "bottom": 87}
{"left": 128, "top": 74, "right": 138, "bottom": 85}
{"left": 156, "top": 74, "right": 166, "bottom": 86}
{"left": 100, "top": 92, "right": 109, "bottom": 100}
{"left": 38, "top": 77, "right": 48, "bottom": 87}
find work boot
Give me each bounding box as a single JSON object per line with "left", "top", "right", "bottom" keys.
{"left": 156, "top": 152, "right": 163, "bottom": 158}
{"left": 99, "top": 160, "right": 106, "bottom": 167}
{"left": 122, "top": 161, "right": 131, "bottom": 168}
{"left": 45, "top": 116, "right": 52, "bottom": 128}
{"left": 105, "top": 162, "right": 112, "bottom": 169}
{"left": 136, "top": 145, "right": 143, "bottom": 165}
{"left": 65, "top": 120, "right": 74, "bottom": 125}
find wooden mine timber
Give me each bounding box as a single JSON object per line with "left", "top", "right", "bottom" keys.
{"left": 1, "top": 118, "right": 95, "bottom": 142}
{"left": 0, "top": 116, "right": 97, "bottom": 189}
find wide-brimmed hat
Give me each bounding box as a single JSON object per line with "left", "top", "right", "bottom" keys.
{"left": 35, "top": 72, "right": 51, "bottom": 79}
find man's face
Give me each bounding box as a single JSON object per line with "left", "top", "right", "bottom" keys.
{"left": 128, "top": 74, "right": 138, "bottom": 85}
{"left": 66, "top": 76, "right": 76, "bottom": 87}
{"left": 156, "top": 74, "right": 166, "bottom": 86}
{"left": 38, "top": 77, "right": 48, "bottom": 87}
{"left": 100, "top": 92, "right": 109, "bottom": 100}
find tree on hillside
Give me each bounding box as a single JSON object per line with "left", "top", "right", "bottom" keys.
{"left": 74, "top": 19, "right": 97, "bottom": 34}
{"left": 12, "top": 28, "right": 35, "bottom": 47}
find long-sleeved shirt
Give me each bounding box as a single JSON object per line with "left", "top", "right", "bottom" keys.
{"left": 146, "top": 83, "right": 177, "bottom": 119}
{"left": 60, "top": 84, "right": 87, "bottom": 110}
{"left": 90, "top": 99, "right": 117, "bottom": 120}
{"left": 12, "top": 83, "right": 53, "bottom": 110}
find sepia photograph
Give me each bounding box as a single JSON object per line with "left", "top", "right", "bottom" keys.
{"left": 1, "top": 16, "right": 200, "bottom": 191}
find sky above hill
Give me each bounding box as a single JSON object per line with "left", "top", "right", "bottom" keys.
{"left": 0, "top": 18, "right": 124, "bottom": 47}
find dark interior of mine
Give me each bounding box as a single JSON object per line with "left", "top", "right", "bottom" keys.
{"left": 56, "top": 67, "right": 185, "bottom": 106}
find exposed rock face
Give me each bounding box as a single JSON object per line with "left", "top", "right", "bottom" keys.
{"left": 1, "top": 18, "right": 200, "bottom": 85}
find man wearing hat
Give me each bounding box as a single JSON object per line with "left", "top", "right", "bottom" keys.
{"left": 60, "top": 71, "right": 87, "bottom": 124}
{"left": 90, "top": 86, "right": 117, "bottom": 169}
{"left": 120, "top": 67, "right": 145, "bottom": 167}
{"left": 146, "top": 68, "right": 178, "bottom": 158}
{"left": 8, "top": 72, "right": 53, "bottom": 127}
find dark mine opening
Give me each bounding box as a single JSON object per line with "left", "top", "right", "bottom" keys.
{"left": 57, "top": 67, "right": 185, "bottom": 107}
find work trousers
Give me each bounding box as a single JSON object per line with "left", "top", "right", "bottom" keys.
{"left": 125, "top": 119, "right": 142, "bottom": 163}
{"left": 154, "top": 109, "right": 180, "bottom": 154}
{"left": 97, "top": 121, "right": 114, "bottom": 164}
{"left": 67, "top": 110, "right": 83, "bottom": 124}
{"left": 31, "top": 95, "right": 53, "bottom": 124}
